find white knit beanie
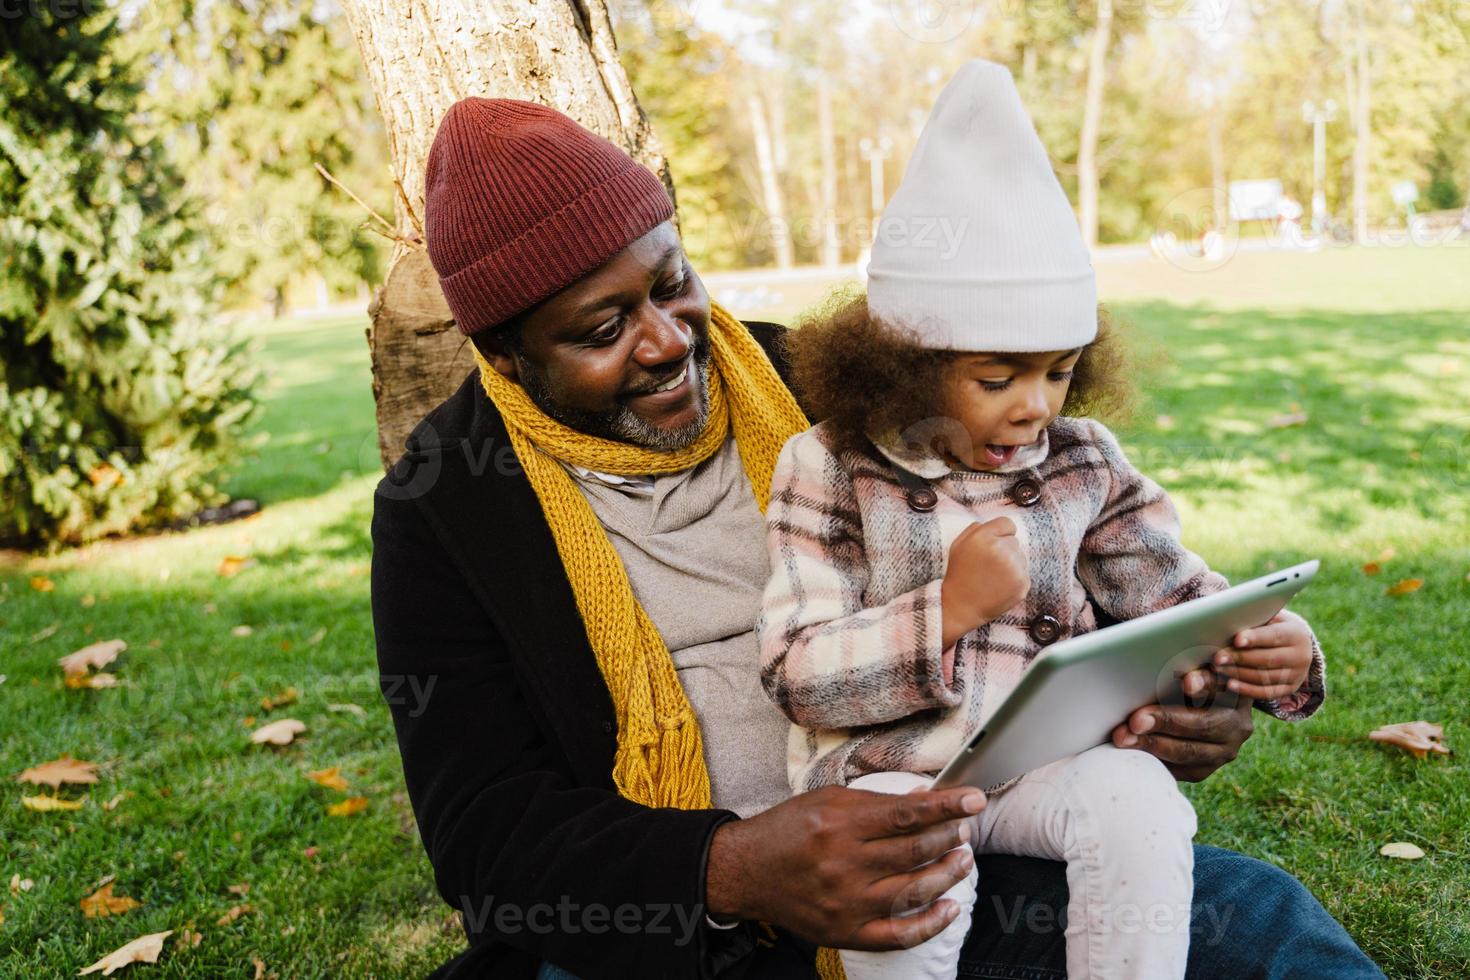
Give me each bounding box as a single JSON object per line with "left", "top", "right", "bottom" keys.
{"left": 866, "top": 60, "right": 1098, "bottom": 353}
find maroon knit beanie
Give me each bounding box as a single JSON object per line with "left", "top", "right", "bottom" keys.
{"left": 423, "top": 98, "right": 675, "bottom": 336}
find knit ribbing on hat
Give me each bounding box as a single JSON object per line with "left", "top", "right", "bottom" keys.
{"left": 865, "top": 60, "right": 1098, "bottom": 353}
{"left": 424, "top": 98, "right": 675, "bottom": 336}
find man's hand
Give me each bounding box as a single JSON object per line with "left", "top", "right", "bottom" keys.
{"left": 1211, "top": 611, "right": 1313, "bottom": 700}
{"left": 1110, "top": 666, "right": 1254, "bottom": 781}
{"left": 705, "top": 784, "right": 986, "bottom": 950}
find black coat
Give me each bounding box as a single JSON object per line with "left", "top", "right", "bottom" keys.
{"left": 370, "top": 322, "right": 813, "bottom": 979}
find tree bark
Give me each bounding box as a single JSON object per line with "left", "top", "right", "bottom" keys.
{"left": 817, "top": 75, "right": 841, "bottom": 266}
{"left": 1077, "top": 0, "right": 1113, "bottom": 250}
{"left": 336, "top": 0, "right": 671, "bottom": 471}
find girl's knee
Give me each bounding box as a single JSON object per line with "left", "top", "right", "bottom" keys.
{"left": 849, "top": 770, "right": 934, "bottom": 795}
{"left": 1069, "top": 746, "right": 1197, "bottom": 839}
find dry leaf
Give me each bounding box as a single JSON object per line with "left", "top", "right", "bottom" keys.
{"left": 216, "top": 556, "right": 257, "bottom": 578}
{"left": 305, "top": 628, "right": 326, "bottom": 646}
{"left": 80, "top": 881, "right": 142, "bottom": 918}
{"left": 1268, "top": 411, "right": 1309, "bottom": 429}
{"left": 78, "top": 930, "right": 172, "bottom": 975}
{"left": 1378, "top": 546, "right": 1397, "bottom": 562}
{"left": 58, "top": 639, "right": 126, "bottom": 676}
{"left": 29, "top": 576, "right": 54, "bottom": 593}
{"left": 10, "top": 874, "right": 33, "bottom": 893}
{"left": 1369, "top": 720, "right": 1451, "bottom": 759}
{"left": 306, "top": 767, "right": 350, "bottom": 792}
{"left": 1379, "top": 841, "right": 1425, "bottom": 860}
{"left": 227, "top": 883, "right": 251, "bottom": 897}
{"left": 230, "top": 625, "right": 254, "bottom": 638}
{"left": 65, "top": 672, "right": 119, "bottom": 690}
{"left": 175, "top": 925, "right": 202, "bottom": 949}
{"left": 30, "top": 622, "right": 60, "bottom": 643}
{"left": 1361, "top": 561, "right": 1381, "bottom": 575}
{"left": 103, "top": 793, "right": 128, "bottom": 811}
{"left": 18, "top": 756, "right": 99, "bottom": 788}
{"left": 327, "top": 796, "right": 369, "bottom": 817}
{"left": 1385, "top": 578, "right": 1423, "bottom": 596}
{"left": 249, "top": 719, "right": 306, "bottom": 746}
{"left": 325, "top": 702, "right": 364, "bottom": 717}
{"left": 0, "top": 902, "right": 5, "bottom": 925}
{"left": 22, "top": 794, "right": 85, "bottom": 812}
{"left": 259, "top": 687, "right": 298, "bottom": 712}
{"left": 80, "top": 594, "right": 96, "bottom": 608}
{"left": 216, "top": 903, "right": 255, "bottom": 925}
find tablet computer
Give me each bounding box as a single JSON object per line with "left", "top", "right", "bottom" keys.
{"left": 931, "top": 559, "right": 1319, "bottom": 791}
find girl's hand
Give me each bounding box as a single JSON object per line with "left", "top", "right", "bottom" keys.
{"left": 1211, "top": 611, "right": 1312, "bottom": 700}
{"left": 940, "top": 517, "right": 1030, "bottom": 650}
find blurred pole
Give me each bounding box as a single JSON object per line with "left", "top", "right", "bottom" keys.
{"left": 1302, "top": 99, "right": 1336, "bottom": 236}
{"left": 859, "top": 135, "right": 893, "bottom": 224}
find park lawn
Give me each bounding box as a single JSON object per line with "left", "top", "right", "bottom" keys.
{"left": 3, "top": 245, "right": 1468, "bottom": 976}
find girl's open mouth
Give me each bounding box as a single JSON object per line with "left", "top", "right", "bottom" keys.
{"left": 982, "top": 443, "right": 1020, "bottom": 466}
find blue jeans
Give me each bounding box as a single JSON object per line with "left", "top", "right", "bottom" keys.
{"left": 535, "top": 845, "right": 1385, "bottom": 979}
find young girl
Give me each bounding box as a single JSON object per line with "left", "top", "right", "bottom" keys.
{"left": 758, "top": 61, "right": 1326, "bottom": 980}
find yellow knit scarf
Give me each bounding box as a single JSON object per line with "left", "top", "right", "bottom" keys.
{"left": 471, "top": 304, "right": 845, "bottom": 979}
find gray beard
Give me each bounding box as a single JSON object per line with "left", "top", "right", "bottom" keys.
{"left": 514, "top": 352, "right": 712, "bottom": 452}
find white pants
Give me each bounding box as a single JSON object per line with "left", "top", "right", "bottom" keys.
{"left": 840, "top": 744, "right": 1197, "bottom": 980}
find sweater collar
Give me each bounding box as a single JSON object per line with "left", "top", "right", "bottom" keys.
{"left": 869, "top": 426, "right": 1051, "bottom": 480}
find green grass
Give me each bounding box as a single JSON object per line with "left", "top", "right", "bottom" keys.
{"left": 3, "top": 246, "right": 1468, "bottom": 976}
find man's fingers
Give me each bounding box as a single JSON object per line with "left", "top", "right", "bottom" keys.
{"left": 1124, "top": 703, "right": 1235, "bottom": 744}
{"left": 860, "top": 788, "right": 986, "bottom": 838}
{"left": 865, "top": 819, "right": 973, "bottom": 875}
{"left": 847, "top": 898, "right": 960, "bottom": 952}
{"left": 1117, "top": 731, "right": 1220, "bottom": 769}
{"left": 881, "top": 845, "right": 974, "bottom": 913}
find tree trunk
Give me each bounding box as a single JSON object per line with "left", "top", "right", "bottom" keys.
{"left": 336, "top": 0, "right": 672, "bottom": 471}
{"left": 748, "top": 92, "right": 795, "bottom": 268}
{"left": 1350, "top": 0, "right": 1371, "bottom": 243}
{"left": 1077, "top": 0, "right": 1113, "bottom": 250}
{"left": 817, "top": 75, "right": 841, "bottom": 267}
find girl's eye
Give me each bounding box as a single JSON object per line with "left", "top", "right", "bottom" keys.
{"left": 1048, "top": 370, "right": 1074, "bottom": 383}
{"left": 980, "top": 379, "right": 1013, "bottom": 392}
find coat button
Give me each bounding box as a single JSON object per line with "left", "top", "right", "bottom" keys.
{"left": 1029, "top": 614, "right": 1062, "bottom": 645}
{"left": 1010, "top": 478, "right": 1043, "bottom": 507}
{"left": 905, "top": 487, "right": 938, "bottom": 512}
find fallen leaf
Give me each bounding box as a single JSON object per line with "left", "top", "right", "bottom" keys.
{"left": 81, "top": 881, "right": 142, "bottom": 918}
{"left": 1361, "top": 561, "right": 1381, "bottom": 575}
{"left": 249, "top": 719, "right": 306, "bottom": 746}
{"left": 10, "top": 874, "right": 33, "bottom": 893}
{"left": 1385, "top": 578, "right": 1423, "bottom": 596}
{"left": 58, "top": 639, "right": 126, "bottom": 676}
{"left": 259, "top": 687, "right": 298, "bottom": 712}
{"left": 1378, "top": 546, "right": 1397, "bottom": 562}
{"left": 216, "top": 555, "right": 257, "bottom": 578}
{"left": 305, "top": 628, "right": 326, "bottom": 646}
{"left": 22, "top": 794, "right": 85, "bottom": 812}
{"left": 230, "top": 625, "right": 254, "bottom": 638}
{"left": 327, "top": 796, "right": 369, "bottom": 817}
{"left": 302, "top": 847, "right": 318, "bottom": 859}
{"left": 227, "top": 883, "right": 251, "bottom": 898}
{"left": 216, "top": 903, "right": 255, "bottom": 925}
{"left": 325, "top": 703, "right": 364, "bottom": 718}
{"left": 65, "top": 672, "right": 119, "bottom": 690}
{"left": 1379, "top": 841, "right": 1425, "bottom": 860}
{"left": 0, "top": 902, "right": 5, "bottom": 925}
{"left": 80, "top": 594, "right": 96, "bottom": 608}
{"left": 18, "top": 756, "right": 99, "bottom": 788}
{"left": 306, "top": 767, "right": 350, "bottom": 792}
{"left": 103, "top": 793, "right": 128, "bottom": 811}
{"left": 1369, "top": 720, "right": 1451, "bottom": 759}
{"left": 78, "top": 930, "right": 172, "bottom": 975}
{"left": 1154, "top": 414, "right": 1175, "bottom": 430}
{"left": 175, "top": 925, "right": 202, "bottom": 948}
{"left": 1268, "top": 411, "right": 1309, "bottom": 429}
{"left": 252, "top": 955, "right": 266, "bottom": 980}
{"left": 30, "top": 622, "right": 60, "bottom": 643}
{"left": 29, "top": 576, "right": 54, "bottom": 593}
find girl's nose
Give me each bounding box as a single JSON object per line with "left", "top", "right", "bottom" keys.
{"left": 1010, "top": 382, "right": 1050, "bottom": 423}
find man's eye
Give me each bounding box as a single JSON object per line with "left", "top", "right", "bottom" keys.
{"left": 587, "top": 316, "right": 626, "bottom": 344}
{"left": 654, "top": 273, "right": 688, "bottom": 301}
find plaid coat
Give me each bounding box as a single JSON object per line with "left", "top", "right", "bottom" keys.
{"left": 758, "top": 416, "right": 1326, "bottom": 794}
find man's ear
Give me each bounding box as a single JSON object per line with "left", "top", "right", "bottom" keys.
{"left": 472, "top": 331, "right": 519, "bottom": 381}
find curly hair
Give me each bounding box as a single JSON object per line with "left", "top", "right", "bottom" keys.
{"left": 785, "top": 286, "right": 1138, "bottom": 453}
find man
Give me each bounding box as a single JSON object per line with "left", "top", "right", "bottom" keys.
{"left": 370, "top": 98, "right": 1383, "bottom": 979}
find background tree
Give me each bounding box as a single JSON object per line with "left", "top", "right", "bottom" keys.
{"left": 0, "top": 2, "right": 260, "bottom": 549}
{"left": 335, "top": 0, "right": 672, "bottom": 469}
